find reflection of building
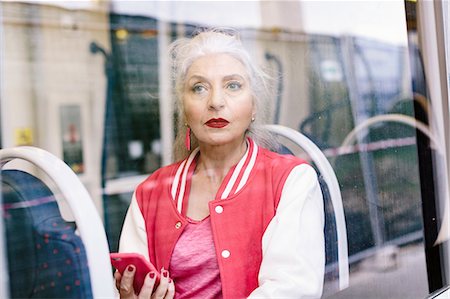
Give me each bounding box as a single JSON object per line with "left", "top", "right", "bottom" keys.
{"left": 1, "top": 1, "right": 110, "bottom": 213}
{"left": 0, "top": 2, "right": 433, "bottom": 297}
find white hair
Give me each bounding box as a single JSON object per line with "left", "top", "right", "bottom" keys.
{"left": 170, "top": 28, "right": 277, "bottom": 160}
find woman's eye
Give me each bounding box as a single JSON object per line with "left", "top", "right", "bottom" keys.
{"left": 192, "top": 84, "right": 206, "bottom": 93}
{"left": 227, "top": 81, "right": 242, "bottom": 91}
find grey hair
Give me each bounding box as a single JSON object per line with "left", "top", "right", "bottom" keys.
{"left": 170, "top": 28, "right": 277, "bottom": 161}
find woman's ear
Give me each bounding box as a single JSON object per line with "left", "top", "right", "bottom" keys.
{"left": 251, "top": 101, "right": 256, "bottom": 116}
{"left": 182, "top": 110, "right": 188, "bottom": 125}
{"left": 251, "top": 104, "right": 256, "bottom": 121}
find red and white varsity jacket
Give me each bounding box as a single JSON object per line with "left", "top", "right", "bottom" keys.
{"left": 119, "top": 138, "right": 325, "bottom": 298}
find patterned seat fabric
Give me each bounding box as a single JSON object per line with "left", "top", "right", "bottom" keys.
{"left": 2, "top": 170, "right": 93, "bottom": 299}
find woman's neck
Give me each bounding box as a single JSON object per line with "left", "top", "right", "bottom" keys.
{"left": 195, "top": 138, "right": 248, "bottom": 181}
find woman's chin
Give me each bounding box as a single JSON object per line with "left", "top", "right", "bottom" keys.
{"left": 199, "top": 135, "right": 245, "bottom": 148}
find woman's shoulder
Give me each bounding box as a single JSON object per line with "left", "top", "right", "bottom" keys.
{"left": 256, "top": 147, "right": 314, "bottom": 184}
{"left": 258, "top": 146, "right": 308, "bottom": 167}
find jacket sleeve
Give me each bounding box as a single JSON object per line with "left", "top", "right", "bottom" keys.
{"left": 248, "top": 164, "right": 325, "bottom": 298}
{"left": 118, "top": 191, "right": 150, "bottom": 261}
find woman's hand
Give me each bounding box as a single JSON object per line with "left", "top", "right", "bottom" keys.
{"left": 114, "top": 265, "right": 175, "bottom": 299}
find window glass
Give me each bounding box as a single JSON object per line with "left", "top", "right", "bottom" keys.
{"left": 2, "top": 0, "right": 449, "bottom": 298}
{"left": 105, "top": 14, "right": 161, "bottom": 179}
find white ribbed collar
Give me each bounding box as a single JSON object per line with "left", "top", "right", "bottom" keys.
{"left": 170, "top": 138, "right": 258, "bottom": 213}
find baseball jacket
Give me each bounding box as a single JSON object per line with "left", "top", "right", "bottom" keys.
{"left": 119, "top": 138, "right": 325, "bottom": 298}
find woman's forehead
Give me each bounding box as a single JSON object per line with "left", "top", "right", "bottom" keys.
{"left": 186, "top": 53, "right": 249, "bottom": 79}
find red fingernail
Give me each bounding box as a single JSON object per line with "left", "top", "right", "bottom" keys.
{"left": 169, "top": 278, "right": 172, "bottom": 283}
{"left": 149, "top": 272, "right": 155, "bottom": 279}
{"left": 127, "top": 266, "right": 133, "bottom": 272}
{"left": 163, "top": 271, "right": 168, "bottom": 278}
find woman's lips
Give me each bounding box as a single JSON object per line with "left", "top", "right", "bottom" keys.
{"left": 205, "top": 118, "right": 229, "bottom": 128}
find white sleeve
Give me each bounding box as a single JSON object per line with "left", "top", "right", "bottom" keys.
{"left": 118, "top": 191, "right": 150, "bottom": 261}
{"left": 248, "top": 164, "right": 325, "bottom": 299}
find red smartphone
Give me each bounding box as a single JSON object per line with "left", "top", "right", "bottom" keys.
{"left": 110, "top": 252, "right": 160, "bottom": 294}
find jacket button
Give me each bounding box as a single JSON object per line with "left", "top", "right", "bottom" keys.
{"left": 175, "top": 221, "right": 182, "bottom": 229}
{"left": 221, "top": 250, "right": 230, "bottom": 258}
{"left": 215, "top": 205, "right": 224, "bottom": 214}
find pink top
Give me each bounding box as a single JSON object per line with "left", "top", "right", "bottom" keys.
{"left": 169, "top": 217, "right": 223, "bottom": 299}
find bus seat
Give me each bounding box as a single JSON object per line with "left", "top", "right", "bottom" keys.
{"left": 2, "top": 169, "right": 92, "bottom": 298}
{"left": 264, "top": 124, "right": 349, "bottom": 292}
{"left": 0, "top": 146, "right": 115, "bottom": 299}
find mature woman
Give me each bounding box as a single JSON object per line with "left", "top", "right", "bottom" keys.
{"left": 115, "top": 29, "right": 325, "bottom": 299}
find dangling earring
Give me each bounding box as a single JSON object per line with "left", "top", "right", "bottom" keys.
{"left": 251, "top": 116, "right": 255, "bottom": 122}
{"left": 185, "top": 126, "right": 191, "bottom": 151}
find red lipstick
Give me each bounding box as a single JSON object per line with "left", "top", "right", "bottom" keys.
{"left": 205, "top": 118, "right": 229, "bottom": 128}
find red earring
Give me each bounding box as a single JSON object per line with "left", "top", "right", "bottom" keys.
{"left": 185, "top": 127, "right": 191, "bottom": 151}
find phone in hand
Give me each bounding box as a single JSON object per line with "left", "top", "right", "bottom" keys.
{"left": 110, "top": 252, "right": 160, "bottom": 294}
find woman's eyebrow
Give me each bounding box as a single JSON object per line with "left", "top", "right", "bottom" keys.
{"left": 223, "top": 74, "right": 246, "bottom": 81}
{"left": 186, "top": 74, "right": 246, "bottom": 84}
{"left": 186, "top": 75, "right": 207, "bottom": 82}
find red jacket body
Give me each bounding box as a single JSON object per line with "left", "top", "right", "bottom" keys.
{"left": 134, "top": 142, "right": 305, "bottom": 298}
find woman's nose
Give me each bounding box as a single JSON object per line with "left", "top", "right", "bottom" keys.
{"left": 208, "top": 88, "right": 225, "bottom": 110}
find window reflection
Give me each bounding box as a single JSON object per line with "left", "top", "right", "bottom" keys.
{"left": 104, "top": 15, "right": 161, "bottom": 179}
{"left": 3, "top": 0, "right": 448, "bottom": 298}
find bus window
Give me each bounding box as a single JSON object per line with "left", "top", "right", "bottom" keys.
{"left": 405, "top": 0, "right": 450, "bottom": 294}
{"left": 1, "top": 1, "right": 449, "bottom": 298}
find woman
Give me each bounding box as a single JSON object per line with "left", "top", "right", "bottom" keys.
{"left": 115, "top": 29, "right": 325, "bottom": 299}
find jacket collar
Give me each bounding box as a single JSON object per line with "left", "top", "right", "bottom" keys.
{"left": 171, "top": 138, "right": 258, "bottom": 213}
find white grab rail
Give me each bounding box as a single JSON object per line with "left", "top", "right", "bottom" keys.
{"left": 0, "top": 146, "right": 115, "bottom": 299}
{"left": 265, "top": 124, "right": 349, "bottom": 290}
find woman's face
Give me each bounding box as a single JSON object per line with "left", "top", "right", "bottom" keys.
{"left": 183, "top": 53, "right": 255, "bottom": 147}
